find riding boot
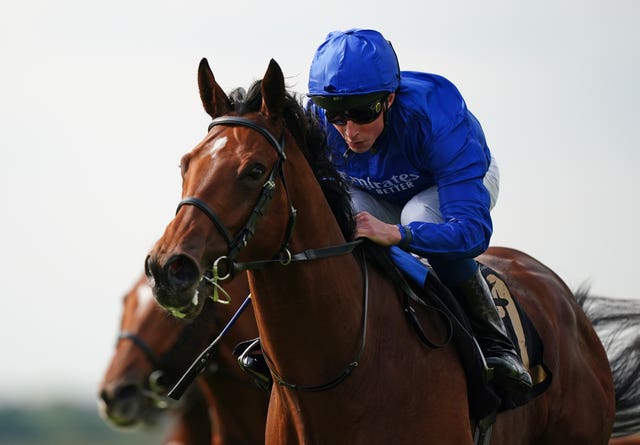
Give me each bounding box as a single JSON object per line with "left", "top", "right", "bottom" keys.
{"left": 451, "top": 268, "right": 533, "bottom": 395}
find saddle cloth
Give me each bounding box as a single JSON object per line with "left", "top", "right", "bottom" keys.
{"left": 390, "top": 246, "right": 553, "bottom": 417}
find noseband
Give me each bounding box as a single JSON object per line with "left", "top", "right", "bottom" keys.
{"left": 176, "top": 116, "right": 297, "bottom": 275}
{"left": 116, "top": 331, "right": 176, "bottom": 407}
{"left": 118, "top": 331, "right": 161, "bottom": 369}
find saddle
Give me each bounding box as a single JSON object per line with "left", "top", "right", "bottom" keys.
{"left": 232, "top": 245, "right": 553, "bottom": 420}
{"left": 387, "top": 246, "right": 552, "bottom": 418}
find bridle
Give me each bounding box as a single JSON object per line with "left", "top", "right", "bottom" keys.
{"left": 176, "top": 116, "right": 297, "bottom": 269}
{"left": 116, "top": 331, "right": 176, "bottom": 408}
{"left": 117, "top": 307, "right": 228, "bottom": 407}
{"left": 171, "top": 115, "right": 369, "bottom": 394}
{"left": 118, "top": 331, "right": 161, "bottom": 370}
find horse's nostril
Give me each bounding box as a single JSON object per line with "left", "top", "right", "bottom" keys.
{"left": 114, "top": 383, "right": 141, "bottom": 401}
{"left": 100, "top": 382, "right": 140, "bottom": 407}
{"left": 166, "top": 255, "right": 199, "bottom": 290}
{"left": 144, "top": 257, "right": 157, "bottom": 292}
{"left": 99, "top": 388, "right": 110, "bottom": 404}
{"left": 100, "top": 383, "right": 144, "bottom": 427}
{"left": 144, "top": 255, "right": 151, "bottom": 278}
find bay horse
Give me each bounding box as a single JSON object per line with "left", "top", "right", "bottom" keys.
{"left": 99, "top": 272, "right": 268, "bottom": 444}
{"left": 611, "top": 437, "right": 640, "bottom": 445}
{"left": 145, "top": 58, "right": 615, "bottom": 444}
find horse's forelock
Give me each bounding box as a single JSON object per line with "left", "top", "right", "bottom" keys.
{"left": 226, "top": 80, "right": 355, "bottom": 240}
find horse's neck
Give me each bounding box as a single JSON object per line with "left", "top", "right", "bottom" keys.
{"left": 199, "top": 358, "right": 267, "bottom": 444}
{"left": 249, "top": 175, "right": 366, "bottom": 383}
{"left": 249, "top": 157, "right": 474, "bottom": 440}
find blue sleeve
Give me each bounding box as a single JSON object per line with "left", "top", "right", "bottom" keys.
{"left": 402, "top": 94, "right": 493, "bottom": 260}
{"left": 404, "top": 178, "right": 492, "bottom": 260}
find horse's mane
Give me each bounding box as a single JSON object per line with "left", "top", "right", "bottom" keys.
{"left": 228, "top": 83, "right": 355, "bottom": 241}
{"left": 227, "top": 82, "right": 445, "bottom": 305}
{"left": 576, "top": 287, "right": 640, "bottom": 435}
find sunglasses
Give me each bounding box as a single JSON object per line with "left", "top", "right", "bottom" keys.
{"left": 325, "top": 96, "right": 387, "bottom": 125}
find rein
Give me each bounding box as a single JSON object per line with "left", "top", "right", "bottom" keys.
{"left": 262, "top": 247, "right": 369, "bottom": 392}
{"left": 232, "top": 240, "right": 362, "bottom": 272}
{"left": 167, "top": 241, "right": 369, "bottom": 399}
{"left": 168, "top": 295, "right": 253, "bottom": 400}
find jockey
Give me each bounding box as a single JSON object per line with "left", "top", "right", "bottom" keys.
{"left": 307, "top": 28, "right": 532, "bottom": 394}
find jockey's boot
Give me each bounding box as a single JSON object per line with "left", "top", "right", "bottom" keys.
{"left": 452, "top": 268, "right": 533, "bottom": 395}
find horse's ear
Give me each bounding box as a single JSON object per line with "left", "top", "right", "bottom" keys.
{"left": 260, "top": 59, "right": 285, "bottom": 119}
{"left": 198, "top": 58, "right": 232, "bottom": 118}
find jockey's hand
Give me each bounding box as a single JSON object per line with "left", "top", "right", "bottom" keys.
{"left": 354, "top": 211, "right": 402, "bottom": 246}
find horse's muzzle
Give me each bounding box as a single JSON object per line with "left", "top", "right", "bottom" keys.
{"left": 145, "top": 253, "right": 203, "bottom": 317}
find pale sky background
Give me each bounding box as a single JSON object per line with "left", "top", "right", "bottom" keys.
{"left": 0, "top": 0, "right": 638, "bottom": 405}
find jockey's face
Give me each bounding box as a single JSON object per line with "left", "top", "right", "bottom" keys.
{"left": 331, "top": 93, "right": 395, "bottom": 154}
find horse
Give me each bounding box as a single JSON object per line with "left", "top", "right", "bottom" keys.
{"left": 144, "top": 57, "right": 615, "bottom": 444}
{"left": 611, "top": 437, "right": 640, "bottom": 445}
{"left": 99, "top": 272, "right": 268, "bottom": 444}
{"left": 577, "top": 293, "right": 640, "bottom": 444}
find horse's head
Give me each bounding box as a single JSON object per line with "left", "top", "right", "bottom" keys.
{"left": 98, "top": 275, "right": 178, "bottom": 427}
{"left": 98, "top": 273, "right": 232, "bottom": 427}
{"left": 145, "top": 58, "right": 298, "bottom": 318}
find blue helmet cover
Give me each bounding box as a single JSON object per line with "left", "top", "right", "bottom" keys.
{"left": 309, "top": 28, "right": 400, "bottom": 97}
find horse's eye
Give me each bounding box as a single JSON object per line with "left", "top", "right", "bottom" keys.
{"left": 244, "top": 164, "right": 266, "bottom": 180}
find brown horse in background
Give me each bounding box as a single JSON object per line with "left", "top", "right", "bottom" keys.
{"left": 145, "top": 58, "right": 615, "bottom": 444}
{"left": 99, "top": 272, "right": 268, "bottom": 444}
{"left": 98, "top": 275, "right": 209, "bottom": 445}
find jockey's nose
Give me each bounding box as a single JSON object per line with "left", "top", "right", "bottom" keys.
{"left": 343, "top": 120, "right": 360, "bottom": 137}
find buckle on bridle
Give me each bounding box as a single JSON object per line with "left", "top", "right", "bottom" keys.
{"left": 279, "top": 248, "right": 292, "bottom": 266}
{"left": 201, "top": 256, "right": 234, "bottom": 304}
